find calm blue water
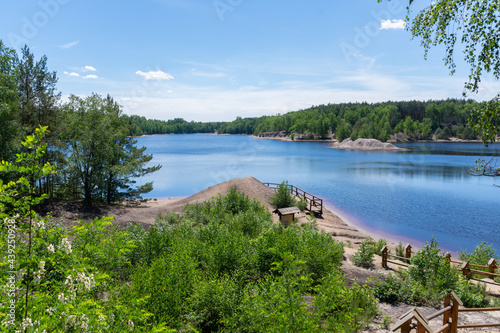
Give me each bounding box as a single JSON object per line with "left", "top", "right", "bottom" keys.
{"left": 137, "top": 134, "right": 500, "bottom": 253}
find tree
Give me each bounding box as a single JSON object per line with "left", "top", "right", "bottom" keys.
{"left": 63, "top": 94, "right": 161, "bottom": 205}
{"left": 17, "top": 45, "right": 61, "bottom": 136}
{"left": 16, "top": 45, "right": 64, "bottom": 196}
{"left": 380, "top": 0, "right": 500, "bottom": 143}
{"left": 0, "top": 41, "right": 19, "bottom": 163}
{"left": 270, "top": 181, "right": 296, "bottom": 209}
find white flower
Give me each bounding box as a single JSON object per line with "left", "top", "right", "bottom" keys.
{"left": 57, "top": 293, "right": 68, "bottom": 303}
{"left": 98, "top": 314, "right": 106, "bottom": 322}
{"left": 34, "top": 261, "right": 46, "bottom": 284}
{"left": 60, "top": 237, "right": 72, "bottom": 254}
{"left": 47, "top": 243, "right": 55, "bottom": 253}
{"left": 128, "top": 319, "right": 134, "bottom": 331}
{"left": 79, "top": 314, "right": 89, "bottom": 332}
{"left": 35, "top": 219, "right": 45, "bottom": 229}
{"left": 21, "top": 317, "right": 33, "bottom": 329}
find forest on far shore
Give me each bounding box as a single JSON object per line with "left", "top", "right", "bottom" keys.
{"left": 128, "top": 99, "right": 481, "bottom": 142}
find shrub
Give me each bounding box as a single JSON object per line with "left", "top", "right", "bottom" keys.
{"left": 461, "top": 241, "right": 498, "bottom": 263}
{"left": 373, "top": 275, "right": 403, "bottom": 304}
{"left": 353, "top": 238, "right": 375, "bottom": 268}
{"left": 455, "top": 276, "right": 490, "bottom": 308}
{"left": 314, "top": 270, "right": 378, "bottom": 332}
{"left": 373, "top": 238, "right": 387, "bottom": 256}
{"left": 459, "top": 241, "right": 499, "bottom": 280}
{"left": 297, "top": 198, "right": 307, "bottom": 211}
{"left": 408, "top": 238, "right": 458, "bottom": 295}
{"left": 375, "top": 238, "right": 492, "bottom": 307}
{"left": 270, "top": 181, "right": 296, "bottom": 209}
{"left": 129, "top": 244, "right": 200, "bottom": 328}
{"left": 254, "top": 225, "right": 344, "bottom": 281}
{"left": 187, "top": 274, "right": 241, "bottom": 332}
{"left": 395, "top": 242, "right": 405, "bottom": 258}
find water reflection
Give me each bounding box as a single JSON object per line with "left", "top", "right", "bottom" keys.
{"left": 344, "top": 161, "right": 468, "bottom": 180}
{"left": 138, "top": 135, "right": 500, "bottom": 252}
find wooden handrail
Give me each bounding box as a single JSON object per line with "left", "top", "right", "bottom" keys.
{"left": 426, "top": 306, "right": 452, "bottom": 321}
{"left": 264, "top": 182, "right": 323, "bottom": 215}
{"left": 387, "top": 254, "right": 408, "bottom": 261}
{"left": 434, "top": 323, "right": 450, "bottom": 333}
{"left": 392, "top": 293, "right": 500, "bottom": 333}
{"left": 469, "top": 268, "right": 500, "bottom": 278}
{"left": 458, "top": 307, "right": 500, "bottom": 312}
{"left": 457, "top": 323, "right": 500, "bottom": 329}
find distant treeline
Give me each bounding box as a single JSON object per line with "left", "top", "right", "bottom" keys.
{"left": 131, "top": 99, "right": 480, "bottom": 141}
{"left": 124, "top": 115, "right": 223, "bottom": 136}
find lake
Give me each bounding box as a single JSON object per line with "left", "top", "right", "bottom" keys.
{"left": 137, "top": 134, "right": 500, "bottom": 253}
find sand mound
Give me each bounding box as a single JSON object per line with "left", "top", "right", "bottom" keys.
{"left": 332, "top": 138, "right": 405, "bottom": 151}
{"left": 165, "top": 176, "right": 276, "bottom": 212}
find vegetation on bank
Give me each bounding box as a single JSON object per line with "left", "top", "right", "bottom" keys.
{"left": 0, "top": 133, "right": 377, "bottom": 332}
{"left": 1, "top": 131, "right": 499, "bottom": 332}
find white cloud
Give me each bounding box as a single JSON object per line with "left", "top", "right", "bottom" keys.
{"left": 191, "top": 71, "right": 226, "bottom": 78}
{"left": 115, "top": 71, "right": 476, "bottom": 122}
{"left": 83, "top": 75, "right": 99, "bottom": 79}
{"left": 83, "top": 66, "right": 97, "bottom": 72}
{"left": 64, "top": 71, "right": 80, "bottom": 77}
{"left": 380, "top": 19, "right": 405, "bottom": 30}
{"left": 57, "top": 40, "right": 80, "bottom": 49}
{"left": 136, "top": 70, "right": 174, "bottom": 80}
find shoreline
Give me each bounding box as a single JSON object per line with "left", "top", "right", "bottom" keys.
{"left": 323, "top": 201, "right": 461, "bottom": 257}
{"left": 135, "top": 132, "right": 486, "bottom": 145}
{"left": 145, "top": 194, "right": 460, "bottom": 256}
{"left": 250, "top": 134, "right": 484, "bottom": 144}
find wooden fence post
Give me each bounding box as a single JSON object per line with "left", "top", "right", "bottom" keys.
{"left": 405, "top": 244, "right": 412, "bottom": 263}
{"left": 445, "top": 252, "right": 451, "bottom": 267}
{"left": 461, "top": 262, "right": 470, "bottom": 279}
{"left": 392, "top": 308, "right": 432, "bottom": 333}
{"left": 489, "top": 258, "right": 497, "bottom": 280}
{"left": 450, "top": 291, "right": 463, "bottom": 333}
{"left": 381, "top": 246, "right": 388, "bottom": 268}
{"left": 443, "top": 294, "right": 451, "bottom": 332}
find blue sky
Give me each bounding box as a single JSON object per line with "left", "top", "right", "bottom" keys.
{"left": 1, "top": 0, "right": 499, "bottom": 122}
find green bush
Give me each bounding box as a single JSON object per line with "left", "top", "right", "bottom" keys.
{"left": 297, "top": 198, "right": 308, "bottom": 211}
{"left": 314, "top": 270, "right": 378, "bottom": 332}
{"left": 374, "top": 238, "right": 492, "bottom": 308}
{"left": 129, "top": 243, "right": 200, "bottom": 328}
{"left": 254, "top": 224, "right": 344, "bottom": 281}
{"left": 407, "top": 238, "right": 458, "bottom": 300}
{"left": 353, "top": 238, "right": 375, "bottom": 268}
{"left": 187, "top": 274, "right": 241, "bottom": 332}
{"left": 228, "top": 253, "right": 317, "bottom": 333}
{"left": 373, "top": 238, "right": 387, "bottom": 255}
{"left": 228, "top": 253, "right": 377, "bottom": 333}
{"left": 459, "top": 241, "right": 499, "bottom": 281}
{"left": 373, "top": 275, "right": 403, "bottom": 304}
{"left": 395, "top": 242, "right": 405, "bottom": 258}
{"left": 270, "top": 180, "right": 296, "bottom": 209}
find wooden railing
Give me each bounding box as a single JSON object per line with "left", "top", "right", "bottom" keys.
{"left": 393, "top": 292, "right": 500, "bottom": 332}
{"left": 381, "top": 245, "right": 499, "bottom": 287}
{"left": 264, "top": 182, "right": 323, "bottom": 215}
